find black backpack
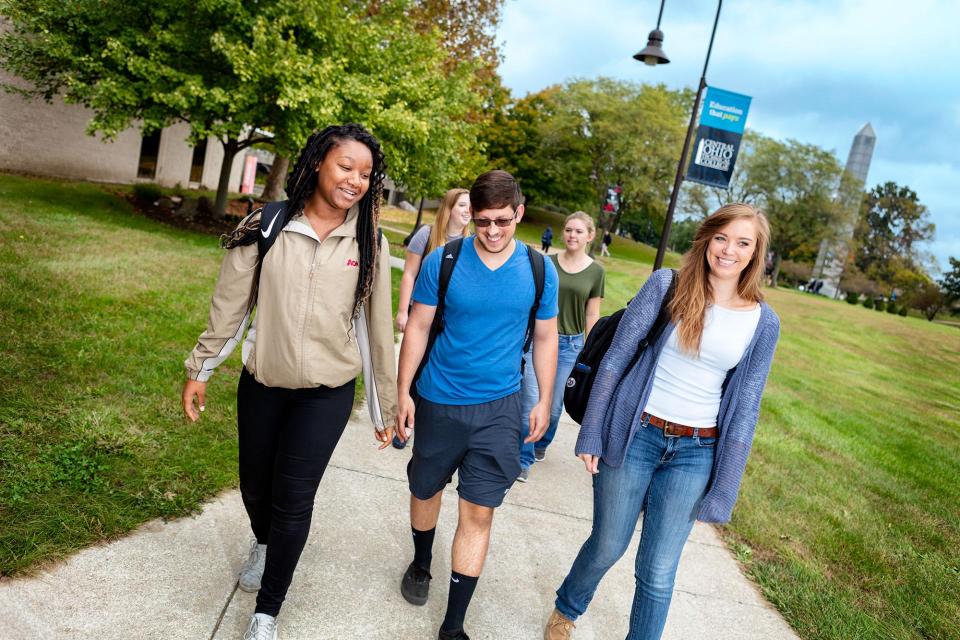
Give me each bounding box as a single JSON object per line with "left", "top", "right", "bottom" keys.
{"left": 411, "top": 238, "right": 545, "bottom": 399}
{"left": 563, "top": 270, "right": 677, "bottom": 424}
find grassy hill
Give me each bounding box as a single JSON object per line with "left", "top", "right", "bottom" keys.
{"left": 1, "top": 173, "right": 958, "bottom": 639}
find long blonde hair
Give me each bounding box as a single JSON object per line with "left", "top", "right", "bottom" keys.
{"left": 427, "top": 188, "right": 470, "bottom": 254}
{"left": 669, "top": 203, "right": 770, "bottom": 354}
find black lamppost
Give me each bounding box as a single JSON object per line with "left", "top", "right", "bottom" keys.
{"left": 636, "top": 0, "right": 724, "bottom": 270}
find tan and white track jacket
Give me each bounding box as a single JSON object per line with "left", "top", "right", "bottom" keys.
{"left": 184, "top": 206, "right": 397, "bottom": 428}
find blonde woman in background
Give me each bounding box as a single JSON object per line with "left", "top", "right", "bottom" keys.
{"left": 393, "top": 187, "right": 471, "bottom": 449}
{"left": 396, "top": 188, "right": 471, "bottom": 333}
{"left": 518, "top": 212, "right": 604, "bottom": 481}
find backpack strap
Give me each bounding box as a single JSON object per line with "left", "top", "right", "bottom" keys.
{"left": 252, "top": 200, "right": 288, "bottom": 299}
{"left": 411, "top": 237, "right": 465, "bottom": 390}
{"left": 628, "top": 269, "right": 678, "bottom": 369}
{"left": 256, "top": 200, "right": 287, "bottom": 260}
{"left": 522, "top": 247, "right": 546, "bottom": 359}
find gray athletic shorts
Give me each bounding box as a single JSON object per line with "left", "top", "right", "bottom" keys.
{"left": 407, "top": 392, "right": 523, "bottom": 508}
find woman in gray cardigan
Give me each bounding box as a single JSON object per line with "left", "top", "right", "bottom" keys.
{"left": 544, "top": 204, "right": 780, "bottom": 640}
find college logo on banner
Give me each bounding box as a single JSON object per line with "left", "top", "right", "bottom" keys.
{"left": 686, "top": 87, "right": 752, "bottom": 189}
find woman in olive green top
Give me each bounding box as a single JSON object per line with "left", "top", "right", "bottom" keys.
{"left": 519, "top": 212, "right": 604, "bottom": 480}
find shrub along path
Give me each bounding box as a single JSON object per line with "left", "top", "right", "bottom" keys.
{"left": 1, "top": 173, "right": 958, "bottom": 639}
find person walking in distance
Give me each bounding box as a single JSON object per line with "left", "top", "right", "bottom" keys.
{"left": 541, "top": 225, "right": 554, "bottom": 253}
{"left": 517, "top": 212, "right": 604, "bottom": 481}
{"left": 182, "top": 124, "right": 397, "bottom": 640}
{"left": 395, "top": 170, "right": 559, "bottom": 639}
{"left": 393, "top": 187, "right": 471, "bottom": 449}
{"left": 544, "top": 204, "right": 780, "bottom": 640}
{"left": 600, "top": 230, "right": 612, "bottom": 257}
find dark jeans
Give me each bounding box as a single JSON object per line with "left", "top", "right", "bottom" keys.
{"left": 237, "top": 368, "right": 355, "bottom": 617}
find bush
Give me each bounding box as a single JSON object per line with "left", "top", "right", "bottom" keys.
{"left": 898, "top": 306, "right": 908, "bottom": 316}
{"left": 779, "top": 260, "right": 813, "bottom": 289}
{"left": 197, "top": 196, "right": 214, "bottom": 216}
{"left": 845, "top": 291, "right": 860, "bottom": 305}
{"left": 874, "top": 299, "right": 886, "bottom": 312}
{"left": 862, "top": 298, "right": 874, "bottom": 309}
{"left": 886, "top": 302, "right": 899, "bottom": 314}
{"left": 132, "top": 183, "right": 163, "bottom": 204}
{"left": 840, "top": 268, "right": 882, "bottom": 298}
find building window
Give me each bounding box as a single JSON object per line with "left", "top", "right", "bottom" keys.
{"left": 190, "top": 138, "right": 208, "bottom": 183}
{"left": 137, "top": 131, "right": 161, "bottom": 180}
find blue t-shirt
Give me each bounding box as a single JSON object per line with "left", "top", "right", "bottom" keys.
{"left": 413, "top": 238, "right": 559, "bottom": 405}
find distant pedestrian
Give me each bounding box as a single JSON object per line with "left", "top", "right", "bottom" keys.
{"left": 518, "top": 212, "right": 604, "bottom": 481}
{"left": 600, "top": 230, "right": 612, "bottom": 257}
{"left": 544, "top": 203, "right": 780, "bottom": 640}
{"left": 541, "top": 225, "right": 554, "bottom": 253}
{"left": 181, "top": 124, "right": 397, "bottom": 640}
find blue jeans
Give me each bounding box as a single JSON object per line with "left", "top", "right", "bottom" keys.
{"left": 554, "top": 418, "right": 715, "bottom": 639}
{"left": 519, "top": 333, "right": 584, "bottom": 468}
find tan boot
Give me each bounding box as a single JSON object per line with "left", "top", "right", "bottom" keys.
{"left": 544, "top": 608, "right": 575, "bottom": 640}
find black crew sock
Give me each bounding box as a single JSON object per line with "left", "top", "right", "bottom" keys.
{"left": 440, "top": 571, "right": 479, "bottom": 632}
{"left": 411, "top": 526, "right": 436, "bottom": 572}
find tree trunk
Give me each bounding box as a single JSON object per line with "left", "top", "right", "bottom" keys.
{"left": 770, "top": 252, "right": 783, "bottom": 288}
{"left": 261, "top": 154, "right": 289, "bottom": 201}
{"left": 214, "top": 138, "right": 239, "bottom": 219}
{"left": 403, "top": 197, "right": 426, "bottom": 246}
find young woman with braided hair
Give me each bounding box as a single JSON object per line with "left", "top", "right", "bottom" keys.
{"left": 181, "top": 123, "right": 397, "bottom": 640}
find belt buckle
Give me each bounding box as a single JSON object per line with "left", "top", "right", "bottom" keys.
{"left": 662, "top": 422, "right": 681, "bottom": 438}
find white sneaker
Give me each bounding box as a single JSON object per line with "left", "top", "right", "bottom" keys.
{"left": 238, "top": 540, "right": 267, "bottom": 593}
{"left": 242, "top": 613, "right": 278, "bottom": 640}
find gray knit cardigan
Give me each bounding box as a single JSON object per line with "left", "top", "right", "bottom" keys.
{"left": 575, "top": 269, "right": 781, "bottom": 524}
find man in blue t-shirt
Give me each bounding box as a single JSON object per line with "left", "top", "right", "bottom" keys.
{"left": 394, "top": 170, "right": 559, "bottom": 640}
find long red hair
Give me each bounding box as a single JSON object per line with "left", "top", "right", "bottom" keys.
{"left": 668, "top": 203, "right": 770, "bottom": 354}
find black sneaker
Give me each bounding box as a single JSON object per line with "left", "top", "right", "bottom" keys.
{"left": 400, "top": 562, "right": 431, "bottom": 605}
{"left": 438, "top": 628, "right": 470, "bottom": 640}
{"left": 534, "top": 447, "right": 547, "bottom": 461}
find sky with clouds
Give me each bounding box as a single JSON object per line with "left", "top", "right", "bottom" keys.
{"left": 496, "top": 0, "right": 959, "bottom": 271}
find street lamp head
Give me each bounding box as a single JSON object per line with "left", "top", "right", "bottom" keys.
{"left": 634, "top": 29, "right": 669, "bottom": 66}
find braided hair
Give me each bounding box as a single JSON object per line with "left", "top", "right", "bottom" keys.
{"left": 223, "top": 123, "right": 387, "bottom": 319}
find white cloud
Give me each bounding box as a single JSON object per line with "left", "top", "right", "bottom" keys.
{"left": 496, "top": 0, "right": 960, "bottom": 269}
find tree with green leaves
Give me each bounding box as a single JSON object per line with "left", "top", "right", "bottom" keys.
{"left": 0, "top": 0, "right": 483, "bottom": 216}
{"left": 853, "top": 181, "right": 935, "bottom": 285}
{"left": 744, "top": 137, "right": 843, "bottom": 285}
{"left": 262, "top": 0, "right": 503, "bottom": 204}
{"left": 482, "top": 86, "right": 576, "bottom": 207}
{"left": 906, "top": 278, "right": 946, "bottom": 321}
{"left": 483, "top": 78, "right": 690, "bottom": 251}
{"left": 939, "top": 256, "right": 960, "bottom": 315}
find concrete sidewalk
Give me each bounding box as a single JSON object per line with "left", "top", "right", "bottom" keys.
{"left": 0, "top": 410, "right": 798, "bottom": 640}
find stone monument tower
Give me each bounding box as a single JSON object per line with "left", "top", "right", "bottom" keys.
{"left": 812, "top": 122, "right": 877, "bottom": 298}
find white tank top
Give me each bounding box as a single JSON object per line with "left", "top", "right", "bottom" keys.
{"left": 643, "top": 304, "right": 761, "bottom": 427}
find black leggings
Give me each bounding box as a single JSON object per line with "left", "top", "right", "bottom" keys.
{"left": 237, "top": 368, "right": 355, "bottom": 617}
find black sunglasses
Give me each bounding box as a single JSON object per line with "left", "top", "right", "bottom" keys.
{"left": 473, "top": 208, "right": 518, "bottom": 228}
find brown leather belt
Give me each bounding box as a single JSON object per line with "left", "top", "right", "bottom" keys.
{"left": 641, "top": 412, "right": 718, "bottom": 438}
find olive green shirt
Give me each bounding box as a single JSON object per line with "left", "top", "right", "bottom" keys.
{"left": 551, "top": 254, "right": 605, "bottom": 335}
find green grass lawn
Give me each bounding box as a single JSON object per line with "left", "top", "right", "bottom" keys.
{"left": 2, "top": 174, "right": 959, "bottom": 640}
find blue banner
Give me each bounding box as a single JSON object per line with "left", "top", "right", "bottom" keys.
{"left": 698, "top": 87, "right": 751, "bottom": 134}
{"left": 686, "top": 87, "right": 752, "bottom": 189}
